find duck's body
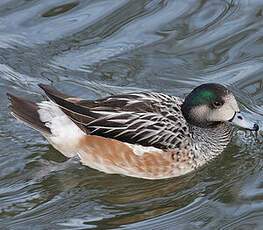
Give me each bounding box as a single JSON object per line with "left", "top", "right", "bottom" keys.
{"left": 7, "top": 84, "right": 257, "bottom": 179}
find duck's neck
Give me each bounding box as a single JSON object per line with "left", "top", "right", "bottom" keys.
{"left": 189, "top": 123, "right": 233, "bottom": 164}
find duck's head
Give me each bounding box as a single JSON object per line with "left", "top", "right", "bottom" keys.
{"left": 181, "top": 83, "right": 259, "bottom": 131}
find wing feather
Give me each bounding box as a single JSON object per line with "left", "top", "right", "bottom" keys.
{"left": 39, "top": 85, "right": 190, "bottom": 150}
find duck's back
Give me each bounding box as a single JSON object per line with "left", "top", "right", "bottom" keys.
{"left": 41, "top": 85, "right": 191, "bottom": 150}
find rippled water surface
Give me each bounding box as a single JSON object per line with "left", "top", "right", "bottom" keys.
{"left": 1, "top": 0, "right": 263, "bottom": 229}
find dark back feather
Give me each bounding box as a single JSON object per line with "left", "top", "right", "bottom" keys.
{"left": 7, "top": 93, "right": 51, "bottom": 134}
{"left": 39, "top": 85, "right": 190, "bottom": 150}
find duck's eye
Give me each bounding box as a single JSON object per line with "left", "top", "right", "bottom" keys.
{"left": 212, "top": 101, "right": 223, "bottom": 108}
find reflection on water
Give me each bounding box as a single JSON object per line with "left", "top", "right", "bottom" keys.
{"left": 0, "top": 0, "right": 263, "bottom": 229}
{"left": 42, "top": 2, "right": 79, "bottom": 18}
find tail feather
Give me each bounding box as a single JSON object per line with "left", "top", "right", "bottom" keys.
{"left": 7, "top": 91, "right": 85, "bottom": 158}
{"left": 38, "top": 84, "right": 89, "bottom": 115}
{"left": 38, "top": 84, "right": 97, "bottom": 122}
{"left": 7, "top": 93, "right": 51, "bottom": 134}
{"left": 38, "top": 84, "right": 71, "bottom": 100}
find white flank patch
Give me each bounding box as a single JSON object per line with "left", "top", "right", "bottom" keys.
{"left": 125, "top": 143, "right": 163, "bottom": 156}
{"left": 37, "top": 101, "right": 85, "bottom": 158}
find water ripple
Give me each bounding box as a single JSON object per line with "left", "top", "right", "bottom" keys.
{"left": 0, "top": 0, "right": 263, "bottom": 229}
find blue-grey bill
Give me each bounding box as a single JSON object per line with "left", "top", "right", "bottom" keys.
{"left": 229, "top": 112, "right": 259, "bottom": 131}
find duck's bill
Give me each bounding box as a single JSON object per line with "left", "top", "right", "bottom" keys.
{"left": 229, "top": 112, "right": 259, "bottom": 131}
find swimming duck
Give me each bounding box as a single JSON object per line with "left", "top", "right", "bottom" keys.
{"left": 7, "top": 83, "right": 259, "bottom": 179}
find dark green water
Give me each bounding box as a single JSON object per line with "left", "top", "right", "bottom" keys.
{"left": 0, "top": 0, "right": 263, "bottom": 229}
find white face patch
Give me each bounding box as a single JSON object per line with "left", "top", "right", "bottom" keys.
{"left": 192, "top": 93, "right": 240, "bottom": 123}
{"left": 208, "top": 94, "right": 240, "bottom": 122}
{"left": 223, "top": 94, "right": 239, "bottom": 112}
{"left": 192, "top": 105, "right": 209, "bottom": 123}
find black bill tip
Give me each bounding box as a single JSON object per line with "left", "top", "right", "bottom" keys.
{"left": 253, "top": 123, "right": 259, "bottom": 132}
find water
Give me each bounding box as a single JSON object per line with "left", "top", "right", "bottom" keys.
{"left": 0, "top": 0, "right": 263, "bottom": 229}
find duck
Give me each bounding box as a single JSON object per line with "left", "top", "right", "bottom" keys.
{"left": 7, "top": 83, "right": 259, "bottom": 180}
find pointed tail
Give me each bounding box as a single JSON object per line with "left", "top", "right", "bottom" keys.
{"left": 7, "top": 93, "right": 51, "bottom": 134}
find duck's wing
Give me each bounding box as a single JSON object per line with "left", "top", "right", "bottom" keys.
{"left": 39, "top": 84, "right": 190, "bottom": 150}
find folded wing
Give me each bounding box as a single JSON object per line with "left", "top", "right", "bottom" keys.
{"left": 39, "top": 84, "right": 190, "bottom": 150}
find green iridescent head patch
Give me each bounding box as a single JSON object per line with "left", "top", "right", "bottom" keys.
{"left": 191, "top": 90, "right": 217, "bottom": 105}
